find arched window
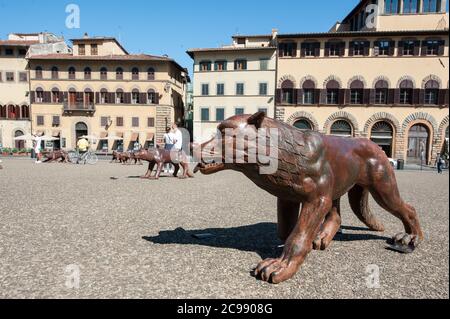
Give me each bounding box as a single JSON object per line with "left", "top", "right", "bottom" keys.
{"left": 51, "top": 67, "right": 59, "bottom": 79}
{"left": 302, "top": 80, "right": 316, "bottom": 104}
{"left": 326, "top": 80, "right": 340, "bottom": 104}
{"left": 294, "top": 119, "right": 312, "bottom": 131}
{"left": 51, "top": 87, "right": 60, "bottom": 103}
{"left": 84, "top": 88, "right": 94, "bottom": 105}
{"left": 7, "top": 105, "right": 16, "bottom": 119}
{"left": 116, "top": 89, "right": 124, "bottom": 104}
{"left": 100, "top": 67, "right": 108, "bottom": 80}
{"left": 375, "top": 80, "right": 389, "bottom": 104}
{"left": 21, "top": 105, "right": 30, "bottom": 119}
{"left": 281, "top": 80, "right": 294, "bottom": 104}
{"left": 35, "top": 66, "right": 43, "bottom": 79}
{"left": 84, "top": 67, "right": 91, "bottom": 80}
{"left": 36, "top": 87, "right": 44, "bottom": 103}
{"left": 116, "top": 67, "right": 123, "bottom": 80}
{"left": 331, "top": 120, "right": 353, "bottom": 137}
{"left": 399, "top": 79, "right": 414, "bottom": 104}
{"left": 132, "top": 89, "right": 140, "bottom": 104}
{"left": 100, "top": 88, "right": 109, "bottom": 104}
{"left": 147, "top": 68, "right": 155, "bottom": 80}
{"left": 15, "top": 130, "right": 25, "bottom": 149}
{"left": 349, "top": 79, "right": 364, "bottom": 104}
{"left": 132, "top": 68, "right": 140, "bottom": 80}
{"left": 68, "top": 67, "right": 76, "bottom": 80}
{"left": 424, "top": 79, "right": 440, "bottom": 105}
{"left": 147, "top": 89, "right": 158, "bottom": 104}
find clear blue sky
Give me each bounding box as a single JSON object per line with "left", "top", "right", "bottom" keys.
{"left": 0, "top": 0, "right": 360, "bottom": 72}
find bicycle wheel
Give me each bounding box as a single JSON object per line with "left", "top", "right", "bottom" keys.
{"left": 86, "top": 152, "right": 98, "bottom": 165}
{"left": 68, "top": 151, "right": 79, "bottom": 164}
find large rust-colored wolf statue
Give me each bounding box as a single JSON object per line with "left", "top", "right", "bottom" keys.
{"left": 194, "top": 112, "right": 423, "bottom": 284}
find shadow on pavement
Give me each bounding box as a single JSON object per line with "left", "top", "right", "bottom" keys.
{"left": 143, "top": 223, "right": 390, "bottom": 259}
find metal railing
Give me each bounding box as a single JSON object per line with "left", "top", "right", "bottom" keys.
{"left": 63, "top": 102, "right": 96, "bottom": 112}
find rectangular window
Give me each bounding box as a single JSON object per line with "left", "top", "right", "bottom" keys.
{"left": 116, "top": 117, "right": 124, "bottom": 127}
{"left": 423, "top": 0, "right": 440, "bottom": 12}
{"left": 259, "top": 59, "right": 269, "bottom": 70}
{"left": 303, "top": 89, "right": 315, "bottom": 104}
{"left": 216, "top": 83, "right": 225, "bottom": 96}
{"left": 350, "top": 89, "right": 364, "bottom": 104}
{"left": 328, "top": 42, "right": 342, "bottom": 56}
{"left": 6, "top": 72, "right": 14, "bottom": 82}
{"left": 403, "top": 0, "right": 419, "bottom": 13}
{"left": 101, "top": 117, "right": 109, "bottom": 127}
{"left": 425, "top": 89, "right": 439, "bottom": 105}
{"left": 384, "top": 0, "right": 400, "bottom": 14}
{"left": 216, "top": 108, "right": 225, "bottom": 122}
{"left": 352, "top": 41, "right": 368, "bottom": 56}
{"left": 147, "top": 117, "right": 155, "bottom": 127}
{"left": 214, "top": 61, "right": 227, "bottom": 71}
{"left": 5, "top": 49, "right": 14, "bottom": 56}
{"left": 402, "top": 40, "right": 415, "bottom": 56}
{"left": 258, "top": 108, "right": 268, "bottom": 114}
{"left": 425, "top": 40, "right": 440, "bottom": 55}
{"left": 19, "top": 72, "right": 28, "bottom": 82}
{"left": 37, "top": 115, "right": 44, "bottom": 126}
{"left": 375, "top": 89, "right": 388, "bottom": 104}
{"left": 302, "top": 42, "right": 319, "bottom": 57}
{"left": 237, "top": 37, "right": 246, "bottom": 45}
{"left": 259, "top": 83, "right": 268, "bottom": 96}
{"left": 279, "top": 42, "right": 297, "bottom": 57}
{"left": 235, "top": 108, "right": 245, "bottom": 115}
{"left": 234, "top": 60, "right": 247, "bottom": 70}
{"left": 201, "top": 108, "right": 210, "bottom": 122}
{"left": 91, "top": 44, "right": 98, "bottom": 55}
{"left": 18, "top": 49, "right": 27, "bottom": 56}
{"left": 78, "top": 44, "right": 85, "bottom": 55}
{"left": 400, "top": 89, "right": 413, "bottom": 104}
{"left": 327, "top": 89, "right": 339, "bottom": 104}
{"left": 52, "top": 116, "right": 60, "bottom": 127}
{"left": 201, "top": 84, "right": 209, "bottom": 96}
{"left": 377, "top": 41, "right": 391, "bottom": 56}
{"left": 236, "top": 83, "right": 245, "bottom": 95}
{"left": 132, "top": 117, "right": 139, "bottom": 127}
{"left": 199, "top": 61, "right": 211, "bottom": 71}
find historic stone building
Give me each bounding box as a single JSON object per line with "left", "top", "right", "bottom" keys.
{"left": 28, "top": 35, "right": 188, "bottom": 152}
{"left": 187, "top": 32, "right": 277, "bottom": 142}
{"left": 275, "top": 0, "right": 449, "bottom": 164}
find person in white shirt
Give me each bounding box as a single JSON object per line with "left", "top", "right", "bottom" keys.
{"left": 172, "top": 123, "right": 183, "bottom": 151}
{"left": 163, "top": 127, "right": 175, "bottom": 173}
{"left": 33, "top": 133, "right": 43, "bottom": 164}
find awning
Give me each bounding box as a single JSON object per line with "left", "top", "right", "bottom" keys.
{"left": 52, "top": 131, "right": 61, "bottom": 138}
{"left": 146, "top": 133, "right": 155, "bottom": 141}
{"left": 99, "top": 132, "right": 108, "bottom": 139}
{"left": 130, "top": 133, "right": 139, "bottom": 142}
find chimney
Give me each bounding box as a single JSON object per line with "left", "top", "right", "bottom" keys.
{"left": 271, "top": 28, "right": 278, "bottom": 40}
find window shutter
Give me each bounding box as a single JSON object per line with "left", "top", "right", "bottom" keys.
{"left": 363, "top": 41, "right": 370, "bottom": 56}
{"left": 345, "top": 89, "right": 351, "bottom": 104}
{"left": 30, "top": 91, "right": 35, "bottom": 103}
{"left": 324, "top": 42, "right": 330, "bottom": 57}
{"left": 63, "top": 92, "right": 68, "bottom": 102}
{"left": 76, "top": 92, "right": 83, "bottom": 102}
{"left": 339, "top": 42, "right": 346, "bottom": 56}
{"left": 363, "top": 89, "right": 371, "bottom": 104}
{"left": 291, "top": 43, "right": 297, "bottom": 57}
{"left": 413, "top": 40, "right": 421, "bottom": 56}
{"left": 95, "top": 92, "right": 100, "bottom": 104}
{"left": 444, "top": 89, "right": 449, "bottom": 106}
{"left": 413, "top": 89, "right": 421, "bottom": 105}
{"left": 388, "top": 41, "right": 395, "bottom": 56}
{"left": 421, "top": 41, "right": 427, "bottom": 56}
{"left": 438, "top": 40, "right": 445, "bottom": 56}
{"left": 275, "top": 89, "right": 282, "bottom": 104}
{"left": 278, "top": 44, "right": 283, "bottom": 58}
{"left": 300, "top": 43, "right": 306, "bottom": 57}
{"left": 297, "top": 89, "right": 304, "bottom": 104}
{"left": 394, "top": 89, "right": 400, "bottom": 104}
{"left": 387, "top": 89, "right": 395, "bottom": 104}
{"left": 59, "top": 91, "right": 64, "bottom": 102}
{"left": 124, "top": 93, "right": 131, "bottom": 104}
{"left": 348, "top": 42, "right": 354, "bottom": 56}
{"left": 320, "top": 89, "right": 327, "bottom": 104}
{"left": 438, "top": 89, "right": 447, "bottom": 105}
{"left": 109, "top": 93, "right": 115, "bottom": 104}
{"left": 369, "top": 89, "right": 376, "bottom": 104}
{"left": 155, "top": 93, "right": 160, "bottom": 105}
{"left": 397, "top": 41, "right": 404, "bottom": 56}
{"left": 293, "top": 89, "right": 298, "bottom": 105}
{"left": 44, "top": 91, "right": 51, "bottom": 103}
{"left": 314, "top": 43, "right": 321, "bottom": 57}
{"left": 339, "top": 89, "right": 346, "bottom": 105}
{"left": 314, "top": 89, "right": 321, "bottom": 105}
{"left": 140, "top": 93, "right": 147, "bottom": 104}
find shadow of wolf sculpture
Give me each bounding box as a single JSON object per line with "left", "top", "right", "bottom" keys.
{"left": 194, "top": 112, "right": 423, "bottom": 284}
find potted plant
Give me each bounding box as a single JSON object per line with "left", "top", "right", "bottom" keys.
{"left": 2, "top": 148, "right": 11, "bottom": 156}
{"left": 11, "top": 148, "right": 19, "bottom": 156}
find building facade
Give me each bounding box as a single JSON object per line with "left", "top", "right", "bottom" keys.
{"left": 188, "top": 32, "right": 277, "bottom": 142}
{"left": 275, "top": 0, "right": 449, "bottom": 165}
{"left": 28, "top": 35, "right": 188, "bottom": 152}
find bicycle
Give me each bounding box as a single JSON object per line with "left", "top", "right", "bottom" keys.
{"left": 68, "top": 149, "right": 98, "bottom": 165}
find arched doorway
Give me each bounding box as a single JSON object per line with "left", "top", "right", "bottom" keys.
{"left": 14, "top": 130, "right": 25, "bottom": 149}
{"left": 407, "top": 124, "right": 430, "bottom": 164}
{"left": 330, "top": 120, "right": 353, "bottom": 137}
{"left": 370, "top": 121, "right": 394, "bottom": 157}
{"left": 293, "top": 119, "right": 312, "bottom": 131}
{"left": 75, "top": 122, "right": 88, "bottom": 142}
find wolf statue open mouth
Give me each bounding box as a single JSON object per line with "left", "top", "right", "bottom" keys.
{"left": 194, "top": 111, "right": 423, "bottom": 284}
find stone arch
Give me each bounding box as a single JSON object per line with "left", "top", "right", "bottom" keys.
{"left": 322, "top": 75, "right": 342, "bottom": 89}
{"left": 421, "top": 74, "right": 442, "bottom": 89}
{"left": 299, "top": 75, "right": 318, "bottom": 89}
{"left": 402, "top": 112, "right": 438, "bottom": 133}
{"left": 49, "top": 84, "right": 62, "bottom": 91}
{"left": 285, "top": 111, "right": 319, "bottom": 131}
{"left": 323, "top": 111, "right": 360, "bottom": 135}
{"left": 372, "top": 75, "right": 392, "bottom": 88}
{"left": 347, "top": 75, "right": 367, "bottom": 89}
{"left": 32, "top": 83, "right": 45, "bottom": 91}
{"left": 278, "top": 75, "right": 297, "bottom": 88}
{"left": 364, "top": 112, "right": 401, "bottom": 135}
{"left": 82, "top": 84, "right": 94, "bottom": 92}
{"left": 397, "top": 75, "right": 416, "bottom": 88}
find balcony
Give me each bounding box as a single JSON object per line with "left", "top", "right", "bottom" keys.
{"left": 63, "top": 102, "right": 96, "bottom": 115}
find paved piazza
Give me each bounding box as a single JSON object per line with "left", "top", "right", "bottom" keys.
{"left": 0, "top": 158, "right": 448, "bottom": 299}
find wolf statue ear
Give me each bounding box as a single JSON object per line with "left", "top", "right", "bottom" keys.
{"left": 247, "top": 111, "right": 266, "bottom": 129}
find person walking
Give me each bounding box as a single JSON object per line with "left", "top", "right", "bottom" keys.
{"left": 163, "top": 127, "right": 175, "bottom": 173}
{"left": 436, "top": 153, "right": 444, "bottom": 174}
{"left": 33, "top": 133, "right": 43, "bottom": 164}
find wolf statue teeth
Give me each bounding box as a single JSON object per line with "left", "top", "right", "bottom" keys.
{"left": 194, "top": 111, "right": 423, "bottom": 284}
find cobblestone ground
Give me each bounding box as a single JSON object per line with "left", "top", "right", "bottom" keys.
{"left": 0, "top": 158, "right": 448, "bottom": 299}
